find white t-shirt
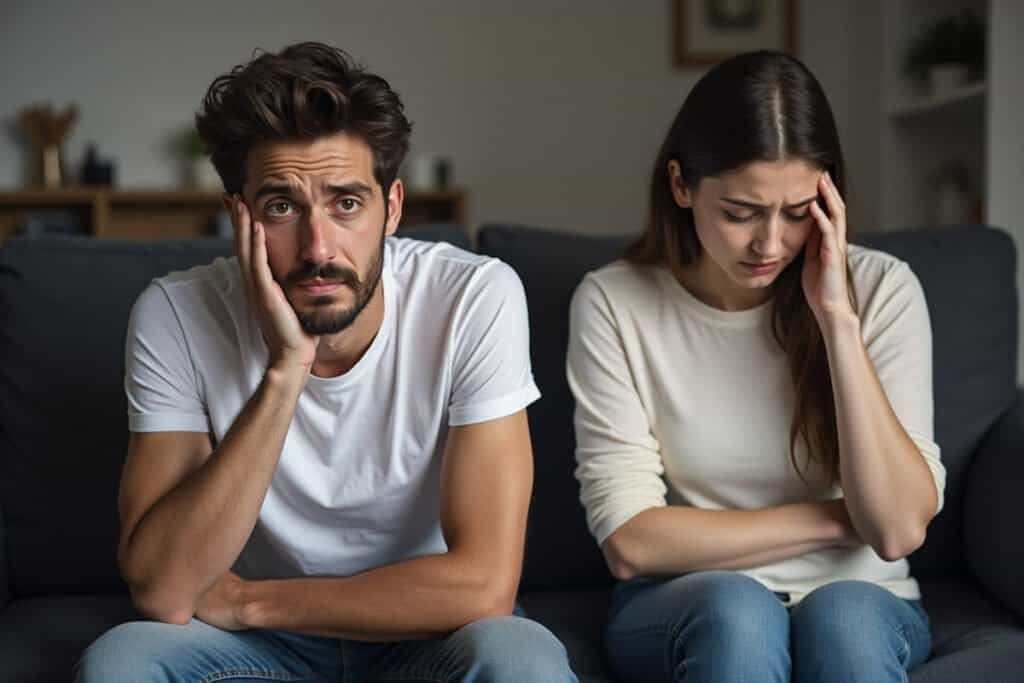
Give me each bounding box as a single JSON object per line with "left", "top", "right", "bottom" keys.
{"left": 567, "top": 244, "right": 946, "bottom": 604}
{"left": 125, "top": 237, "right": 540, "bottom": 580}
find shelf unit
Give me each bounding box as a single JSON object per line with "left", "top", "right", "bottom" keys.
{"left": 0, "top": 187, "right": 466, "bottom": 244}
{"left": 879, "top": 0, "right": 989, "bottom": 230}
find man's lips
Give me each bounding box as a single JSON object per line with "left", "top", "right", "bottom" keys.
{"left": 296, "top": 280, "right": 345, "bottom": 295}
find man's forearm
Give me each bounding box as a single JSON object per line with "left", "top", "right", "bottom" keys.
{"left": 122, "top": 366, "right": 306, "bottom": 621}
{"left": 236, "top": 550, "right": 519, "bottom": 641}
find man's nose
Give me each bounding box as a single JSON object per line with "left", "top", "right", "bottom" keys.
{"left": 299, "top": 209, "right": 335, "bottom": 264}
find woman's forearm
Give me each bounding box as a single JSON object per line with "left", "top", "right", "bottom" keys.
{"left": 823, "top": 311, "right": 938, "bottom": 561}
{"left": 602, "top": 499, "right": 856, "bottom": 580}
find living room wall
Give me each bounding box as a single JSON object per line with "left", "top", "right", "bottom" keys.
{"left": 1, "top": 0, "right": 864, "bottom": 236}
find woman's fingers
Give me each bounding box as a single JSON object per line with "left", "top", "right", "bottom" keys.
{"left": 820, "top": 171, "right": 847, "bottom": 246}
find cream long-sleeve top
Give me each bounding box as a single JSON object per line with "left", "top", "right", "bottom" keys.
{"left": 567, "top": 244, "right": 946, "bottom": 604}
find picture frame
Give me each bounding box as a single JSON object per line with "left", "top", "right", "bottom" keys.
{"left": 674, "top": 0, "right": 797, "bottom": 66}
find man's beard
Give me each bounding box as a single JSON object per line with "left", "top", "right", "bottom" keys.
{"left": 281, "top": 232, "right": 386, "bottom": 336}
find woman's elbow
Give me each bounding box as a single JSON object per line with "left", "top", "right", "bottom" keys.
{"left": 602, "top": 535, "right": 642, "bottom": 581}
{"left": 874, "top": 523, "right": 928, "bottom": 562}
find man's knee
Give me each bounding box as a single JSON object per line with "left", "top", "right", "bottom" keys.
{"left": 455, "top": 615, "right": 576, "bottom": 682}
{"left": 75, "top": 621, "right": 182, "bottom": 683}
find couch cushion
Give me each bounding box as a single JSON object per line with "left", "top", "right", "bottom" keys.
{"left": 0, "top": 225, "right": 468, "bottom": 598}
{"left": 860, "top": 226, "right": 1018, "bottom": 578}
{"left": 0, "top": 237, "right": 235, "bottom": 596}
{"left": 520, "top": 588, "right": 614, "bottom": 683}
{"left": 0, "top": 594, "right": 138, "bottom": 683}
{"left": 478, "top": 224, "right": 632, "bottom": 591}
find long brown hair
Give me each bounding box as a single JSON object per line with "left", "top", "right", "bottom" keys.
{"left": 626, "top": 51, "right": 856, "bottom": 485}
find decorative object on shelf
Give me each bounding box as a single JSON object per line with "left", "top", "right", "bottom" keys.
{"left": 904, "top": 9, "right": 985, "bottom": 95}
{"left": 17, "top": 103, "right": 79, "bottom": 188}
{"left": 929, "top": 160, "right": 976, "bottom": 226}
{"left": 674, "top": 0, "right": 795, "bottom": 67}
{"left": 81, "top": 143, "right": 116, "bottom": 186}
{"left": 403, "top": 154, "right": 453, "bottom": 191}
{"left": 168, "top": 125, "right": 223, "bottom": 190}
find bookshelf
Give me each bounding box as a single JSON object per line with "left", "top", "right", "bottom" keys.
{"left": 0, "top": 188, "right": 466, "bottom": 243}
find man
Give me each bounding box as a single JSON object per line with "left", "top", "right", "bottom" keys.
{"left": 76, "top": 42, "right": 576, "bottom": 682}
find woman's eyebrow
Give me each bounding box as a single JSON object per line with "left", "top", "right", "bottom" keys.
{"left": 721, "top": 196, "right": 817, "bottom": 210}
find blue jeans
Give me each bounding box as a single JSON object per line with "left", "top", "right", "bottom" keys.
{"left": 605, "top": 571, "right": 931, "bottom": 683}
{"left": 75, "top": 608, "right": 577, "bottom": 682}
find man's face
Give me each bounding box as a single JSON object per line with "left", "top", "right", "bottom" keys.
{"left": 241, "top": 132, "right": 402, "bottom": 335}
{"left": 672, "top": 158, "right": 821, "bottom": 310}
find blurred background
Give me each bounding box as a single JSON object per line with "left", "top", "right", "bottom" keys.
{"left": 2, "top": 0, "right": 1018, "bottom": 233}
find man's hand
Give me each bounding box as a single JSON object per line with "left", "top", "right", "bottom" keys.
{"left": 231, "top": 195, "right": 319, "bottom": 373}
{"left": 195, "top": 571, "right": 250, "bottom": 631}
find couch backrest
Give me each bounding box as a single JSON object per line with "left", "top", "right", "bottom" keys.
{"left": 860, "top": 226, "right": 1018, "bottom": 577}
{"left": 479, "top": 223, "right": 1019, "bottom": 589}
{"left": 0, "top": 224, "right": 468, "bottom": 598}
{"left": 0, "top": 224, "right": 1016, "bottom": 596}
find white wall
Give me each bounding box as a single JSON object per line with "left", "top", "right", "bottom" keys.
{"left": 986, "top": 0, "right": 1024, "bottom": 382}
{"left": 1, "top": 0, "right": 858, "bottom": 235}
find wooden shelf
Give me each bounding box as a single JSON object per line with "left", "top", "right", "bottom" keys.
{"left": 887, "top": 82, "right": 987, "bottom": 121}
{"left": 0, "top": 187, "right": 466, "bottom": 243}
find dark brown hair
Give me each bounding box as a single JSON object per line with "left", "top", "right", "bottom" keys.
{"left": 626, "top": 51, "right": 856, "bottom": 485}
{"left": 195, "top": 42, "right": 412, "bottom": 195}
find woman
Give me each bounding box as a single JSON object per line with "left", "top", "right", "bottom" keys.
{"left": 567, "top": 51, "right": 945, "bottom": 682}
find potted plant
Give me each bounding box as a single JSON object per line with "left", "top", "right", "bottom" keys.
{"left": 903, "top": 9, "right": 985, "bottom": 96}
{"left": 168, "top": 125, "right": 221, "bottom": 190}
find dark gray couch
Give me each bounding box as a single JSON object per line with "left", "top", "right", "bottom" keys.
{"left": 1, "top": 224, "right": 1021, "bottom": 682}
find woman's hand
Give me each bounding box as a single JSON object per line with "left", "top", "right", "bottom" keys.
{"left": 802, "top": 171, "right": 857, "bottom": 327}
{"left": 231, "top": 195, "right": 319, "bottom": 373}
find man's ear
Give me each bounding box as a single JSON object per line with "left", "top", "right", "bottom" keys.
{"left": 668, "top": 160, "right": 692, "bottom": 209}
{"left": 385, "top": 178, "right": 404, "bottom": 236}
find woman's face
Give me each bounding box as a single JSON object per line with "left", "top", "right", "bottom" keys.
{"left": 670, "top": 158, "right": 823, "bottom": 311}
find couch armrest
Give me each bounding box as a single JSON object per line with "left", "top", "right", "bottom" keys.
{"left": 964, "top": 388, "right": 1024, "bottom": 620}
{"left": 0, "top": 501, "right": 9, "bottom": 610}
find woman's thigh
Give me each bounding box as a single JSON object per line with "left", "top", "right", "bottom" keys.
{"left": 605, "top": 570, "right": 790, "bottom": 683}
{"left": 790, "top": 580, "right": 931, "bottom": 683}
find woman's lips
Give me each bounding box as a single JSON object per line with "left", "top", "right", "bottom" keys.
{"left": 740, "top": 261, "right": 780, "bottom": 275}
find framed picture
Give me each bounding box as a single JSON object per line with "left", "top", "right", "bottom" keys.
{"left": 675, "top": 0, "right": 797, "bottom": 66}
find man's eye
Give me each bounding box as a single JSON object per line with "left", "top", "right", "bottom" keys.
{"left": 785, "top": 212, "right": 809, "bottom": 222}
{"left": 266, "top": 201, "right": 294, "bottom": 216}
{"left": 336, "top": 198, "right": 359, "bottom": 213}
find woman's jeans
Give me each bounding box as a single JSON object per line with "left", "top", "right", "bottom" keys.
{"left": 606, "top": 571, "right": 931, "bottom": 683}
{"left": 75, "top": 607, "right": 577, "bottom": 683}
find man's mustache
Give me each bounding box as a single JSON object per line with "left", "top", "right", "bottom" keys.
{"left": 282, "top": 262, "right": 360, "bottom": 289}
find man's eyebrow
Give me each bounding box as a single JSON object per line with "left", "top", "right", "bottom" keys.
{"left": 325, "top": 182, "right": 374, "bottom": 197}
{"left": 254, "top": 183, "right": 295, "bottom": 201}
{"left": 721, "top": 196, "right": 817, "bottom": 210}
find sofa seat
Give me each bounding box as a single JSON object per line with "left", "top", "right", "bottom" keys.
{"left": 0, "top": 595, "right": 137, "bottom": 682}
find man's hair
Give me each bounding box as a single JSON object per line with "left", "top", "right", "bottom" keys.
{"left": 195, "top": 42, "right": 412, "bottom": 195}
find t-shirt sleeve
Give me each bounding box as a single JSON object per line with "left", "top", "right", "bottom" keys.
{"left": 125, "top": 282, "right": 209, "bottom": 433}
{"left": 567, "top": 274, "right": 667, "bottom": 545}
{"left": 446, "top": 261, "right": 540, "bottom": 426}
{"left": 860, "top": 260, "right": 946, "bottom": 514}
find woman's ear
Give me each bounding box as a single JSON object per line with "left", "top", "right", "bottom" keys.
{"left": 668, "top": 160, "right": 692, "bottom": 209}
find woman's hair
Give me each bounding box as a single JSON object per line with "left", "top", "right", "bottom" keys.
{"left": 626, "top": 50, "right": 856, "bottom": 486}
{"left": 195, "top": 42, "right": 412, "bottom": 196}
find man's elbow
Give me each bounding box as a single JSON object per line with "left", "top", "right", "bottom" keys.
{"left": 128, "top": 585, "right": 195, "bottom": 625}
